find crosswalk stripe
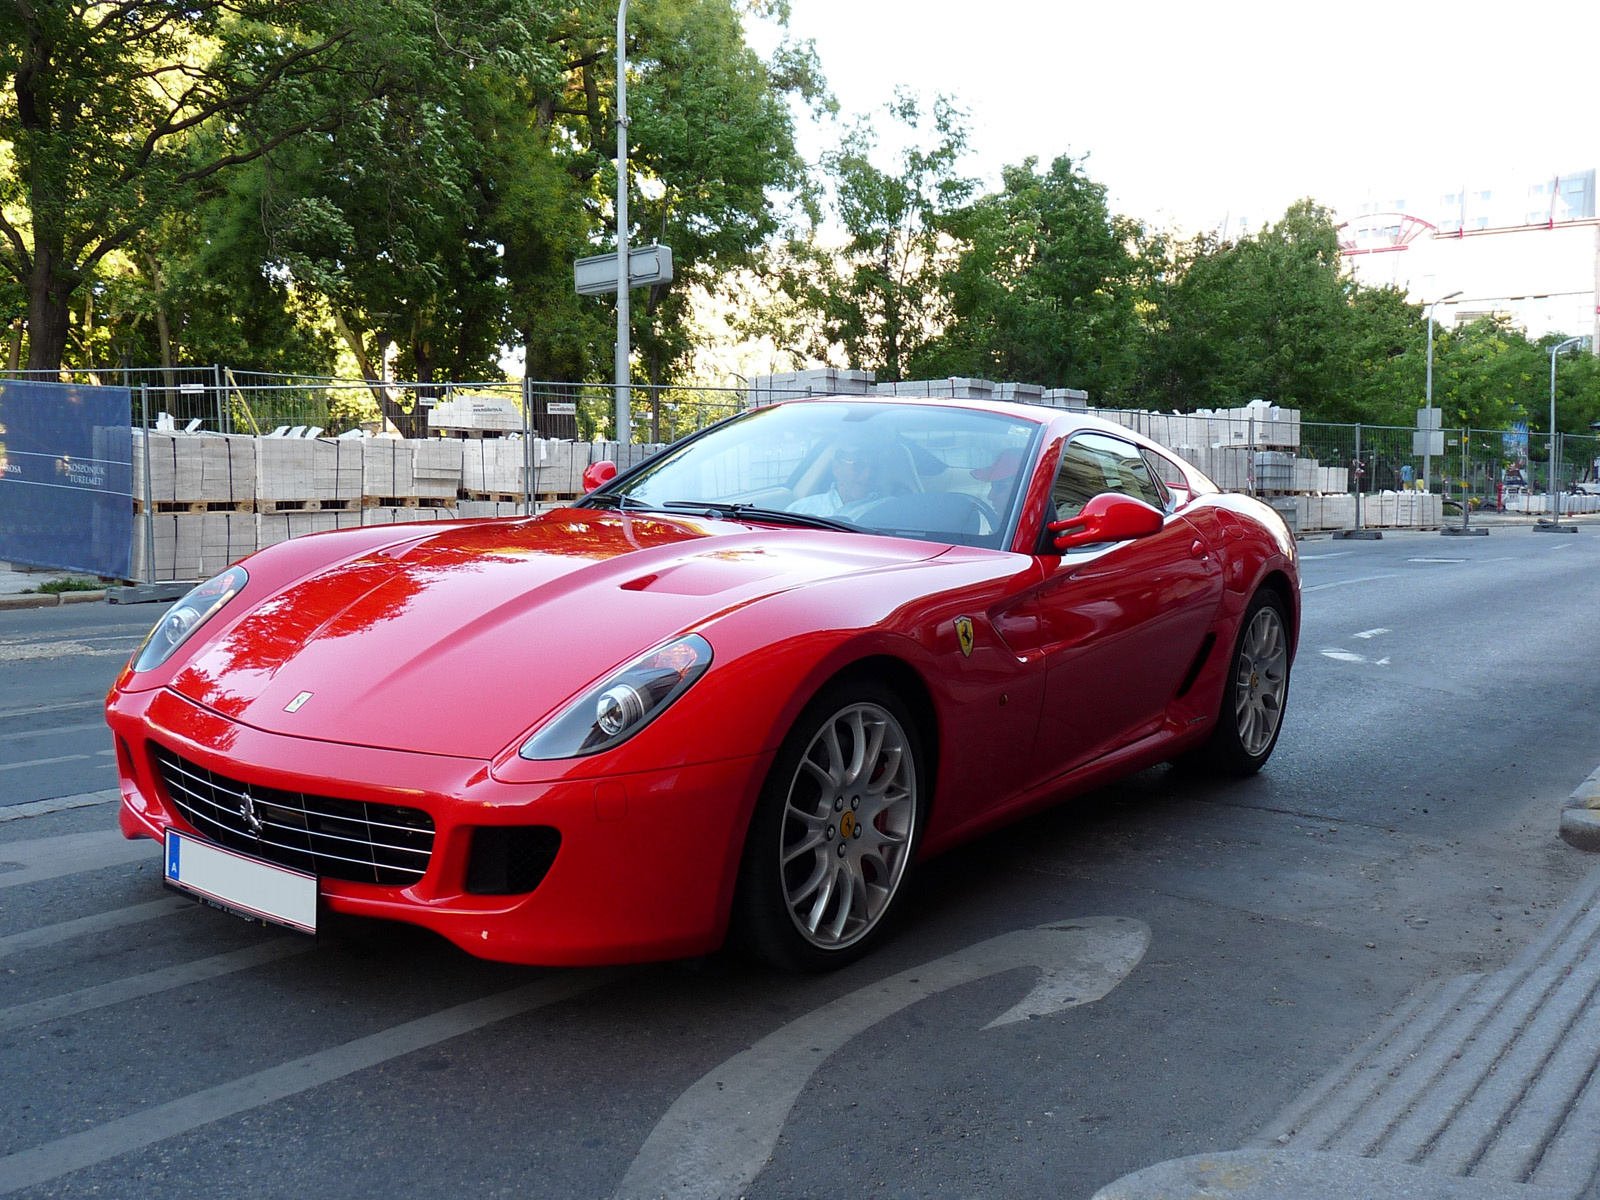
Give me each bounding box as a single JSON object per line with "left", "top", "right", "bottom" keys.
{"left": 0, "top": 940, "right": 310, "bottom": 1033}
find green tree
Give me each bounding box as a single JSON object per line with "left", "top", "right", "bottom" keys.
{"left": 912, "top": 154, "right": 1143, "bottom": 398}
{"left": 0, "top": 0, "right": 395, "bottom": 371}
{"left": 770, "top": 92, "right": 974, "bottom": 382}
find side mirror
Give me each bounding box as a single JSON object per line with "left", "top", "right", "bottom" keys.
{"left": 582, "top": 460, "right": 618, "bottom": 493}
{"left": 1049, "top": 492, "right": 1164, "bottom": 552}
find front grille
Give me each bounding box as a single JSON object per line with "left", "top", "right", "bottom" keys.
{"left": 151, "top": 744, "right": 435, "bottom": 887}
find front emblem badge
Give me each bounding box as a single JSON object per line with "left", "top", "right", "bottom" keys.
{"left": 285, "top": 691, "right": 313, "bottom": 713}
{"left": 239, "top": 787, "right": 264, "bottom": 838}
{"left": 955, "top": 617, "right": 975, "bottom": 658}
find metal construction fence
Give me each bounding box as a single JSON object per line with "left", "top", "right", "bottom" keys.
{"left": 0, "top": 369, "right": 746, "bottom": 444}
{"left": 8, "top": 368, "right": 1600, "bottom": 581}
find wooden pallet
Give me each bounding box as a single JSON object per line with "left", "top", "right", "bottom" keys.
{"left": 362, "top": 495, "right": 458, "bottom": 509}
{"left": 134, "top": 499, "right": 255, "bottom": 515}
{"left": 458, "top": 490, "right": 529, "bottom": 504}
{"left": 254, "top": 497, "right": 360, "bottom": 513}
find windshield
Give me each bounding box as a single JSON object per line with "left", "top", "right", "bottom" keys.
{"left": 593, "top": 400, "right": 1042, "bottom": 550}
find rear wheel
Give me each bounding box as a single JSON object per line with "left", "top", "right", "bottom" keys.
{"left": 1197, "top": 589, "right": 1291, "bottom": 775}
{"left": 733, "top": 682, "right": 925, "bottom": 971}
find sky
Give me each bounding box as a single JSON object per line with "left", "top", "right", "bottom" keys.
{"left": 747, "top": 0, "right": 1600, "bottom": 236}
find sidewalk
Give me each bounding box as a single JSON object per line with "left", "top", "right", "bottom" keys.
{"left": 1095, "top": 857, "right": 1600, "bottom": 1200}
{"left": 0, "top": 563, "right": 107, "bottom": 606}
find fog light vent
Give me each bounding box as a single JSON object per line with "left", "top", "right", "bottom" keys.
{"left": 466, "top": 826, "right": 561, "bottom": 895}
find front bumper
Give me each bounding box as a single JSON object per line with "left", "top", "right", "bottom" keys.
{"left": 108, "top": 686, "right": 772, "bottom": 966}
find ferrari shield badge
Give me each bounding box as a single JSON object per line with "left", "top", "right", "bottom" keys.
{"left": 955, "top": 617, "right": 975, "bottom": 658}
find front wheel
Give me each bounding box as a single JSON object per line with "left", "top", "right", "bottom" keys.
{"left": 732, "top": 682, "right": 925, "bottom": 971}
{"left": 1197, "top": 589, "right": 1291, "bottom": 775}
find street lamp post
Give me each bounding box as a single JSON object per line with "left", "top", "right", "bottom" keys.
{"left": 614, "top": 0, "right": 631, "bottom": 446}
{"left": 1424, "top": 290, "right": 1462, "bottom": 493}
{"left": 1538, "top": 336, "right": 1586, "bottom": 532}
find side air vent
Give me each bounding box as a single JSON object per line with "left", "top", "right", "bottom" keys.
{"left": 1175, "top": 633, "right": 1218, "bottom": 699}
{"left": 466, "top": 826, "right": 562, "bottom": 895}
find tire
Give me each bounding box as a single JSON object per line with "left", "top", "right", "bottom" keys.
{"left": 1195, "top": 589, "right": 1291, "bottom": 776}
{"left": 732, "top": 680, "right": 926, "bottom": 971}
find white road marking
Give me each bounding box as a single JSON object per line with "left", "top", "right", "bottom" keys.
{"left": 614, "top": 917, "right": 1149, "bottom": 1200}
{"left": 1548, "top": 542, "right": 1575, "bottom": 550}
{"left": 1299, "top": 552, "right": 1353, "bottom": 560}
{"left": 0, "top": 721, "right": 107, "bottom": 743}
{"left": 0, "top": 700, "right": 102, "bottom": 719}
{"left": 0, "top": 898, "right": 188, "bottom": 959}
{"left": 1352, "top": 628, "right": 1391, "bottom": 640}
{"left": 0, "top": 753, "right": 92, "bottom": 773}
{"left": 1408, "top": 557, "right": 1464, "bottom": 564}
{"left": 0, "top": 788, "right": 120, "bottom": 822}
{"left": 0, "top": 830, "right": 157, "bottom": 888}
{"left": 0, "top": 940, "right": 310, "bottom": 1033}
{"left": 0, "top": 969, "right": 625, "bottom": 1196}
{"left": 1304, "top": 574, "right": 1400, "bottom": 593}
{"left": 1320, "top": 649, "right": 1390, "bottom": 668}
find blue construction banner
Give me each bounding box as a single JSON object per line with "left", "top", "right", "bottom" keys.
{"left": 0, "top": 379, "right": 133, "bottom": 578}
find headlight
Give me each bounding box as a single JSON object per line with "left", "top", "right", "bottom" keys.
{"left": 520, "top": 634, "right": 712, "bottom": 760}
{"left": 131, "top": 565, "right": 249, "bottom": 673}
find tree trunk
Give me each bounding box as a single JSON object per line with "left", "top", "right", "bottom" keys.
{"left": 25, "top": 266, "right": 73, "bottom": 373}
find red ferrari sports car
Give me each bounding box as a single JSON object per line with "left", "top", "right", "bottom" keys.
{"left": 107, "top": 397, "right": 1298, "bottom": 969}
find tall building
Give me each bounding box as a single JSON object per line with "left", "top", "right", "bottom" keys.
{"left": 1336, "top": 168, "right": 1599, "bottom": 349}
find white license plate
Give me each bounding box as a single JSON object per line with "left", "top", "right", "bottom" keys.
{"left": 164, "top": 829, "right": 318, "bottom": 934}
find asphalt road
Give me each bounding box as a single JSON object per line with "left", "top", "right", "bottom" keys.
{"left": 2, "top": 525, "right": 1598, "bottom": 1199}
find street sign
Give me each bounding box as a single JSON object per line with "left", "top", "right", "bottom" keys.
{"left": 1417, "top": 406, "right": 1442, "bottom": 430}
{"left": 1413, "top": 430, "right": 1445, "bottom": 456}
{"left": 575, "top": 245, "right": 674, "bottom": 297}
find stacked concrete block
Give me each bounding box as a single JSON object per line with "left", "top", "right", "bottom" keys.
{"left": 995, "top": 382, "right": 1045, "bottom": 405}
{"left": 529, "top": 439, "right": 579, "bottom": 494}
{"left": 1040, "top": 388, "right": 1090, "bottom": 410}
{"left": 461, "top": 438, "right": 528, "bottom": 494}
{"left": 131, "top": 431, "right": 255, "bottom": 505}
{"left": 412, "top": 439, "right": 463, "bottom": 500}
{"left": 427, "top": 395, "right": 523, "bottom": 432}
{"left": 362, "top": 506, "right": 452, "bottom": 527}
{"left": 1207, "top": 446, "right": 1254, "bottom": 491}
{"left": 458, "top": 500, "right": 523, "bottom": 518}
{"left": 255, "top": 510, "right": 341, "bottom": 549}
{"left": 253, "top": 438, "right": 316, "bottom": 503}
{"left": 361, "top": 438, "right": 463, "bottom": 502}
{"left": 748, "top": 369, "right": 876, "bottom": 407}
{"left": 1319, "top": 466, "right": 1349, "bottom": 492}
{"left": 362, "top": 437, "right": 418, "bottom": 497}
{"left": 875, "top": 377, "right": 996, "bottom": 400}
{"left": 1253, "top": 451, "right": 1294, "bottom": 492}
{"left": 1296, "top": 494, "right": 1356, "bottom": 532}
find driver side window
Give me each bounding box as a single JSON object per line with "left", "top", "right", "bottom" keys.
{"left": 1052, "top": 433, "right": 1164, "bottom": 521}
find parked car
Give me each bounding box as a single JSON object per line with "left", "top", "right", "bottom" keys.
{"left": 107, "top": 396, "right": 1299, "bottom": 969}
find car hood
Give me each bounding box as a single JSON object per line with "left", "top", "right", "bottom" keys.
{"left": 169, "top": 510, "right": 945, "bottom": 758}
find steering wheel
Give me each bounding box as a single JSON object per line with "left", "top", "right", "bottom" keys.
{"left": 948, "top": 493, "right": 1002, "bottom": 535}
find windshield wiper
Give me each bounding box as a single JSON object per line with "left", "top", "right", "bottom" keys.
{"left": 654, "top": 500, "right": 859, "bottom": 533}
{"left": 583, "top": 493, "right": 648, "bottom": 511}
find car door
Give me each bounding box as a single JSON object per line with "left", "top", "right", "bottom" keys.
{"left": 1028, "top": 432, "right": 1225, "bottom": 785}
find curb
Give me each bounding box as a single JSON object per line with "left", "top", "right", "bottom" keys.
{"left": 1559, "top": 765, "right": 1600, "bottom": 851}
{"left": 0, "top": 589, "right": 108, "bottom": 610}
